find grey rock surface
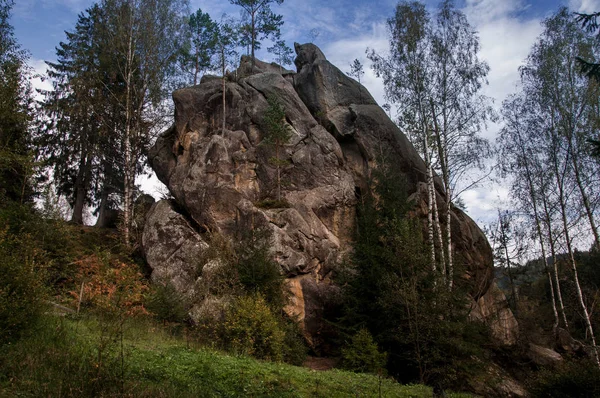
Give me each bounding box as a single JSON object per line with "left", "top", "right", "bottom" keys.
{"left": 142, "top": 200, "right": 207, "bottom": 299}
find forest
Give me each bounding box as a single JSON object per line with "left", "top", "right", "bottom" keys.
{"left": 2, "top": 0, "right": 600, "bottom": 396}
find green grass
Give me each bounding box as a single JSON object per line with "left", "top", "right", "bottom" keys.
{"left": 0, "top": 315, "right": 472, "bottom": 397}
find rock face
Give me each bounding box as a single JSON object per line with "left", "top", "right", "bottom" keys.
{"left": 470, "top": 282, "right": 519, "bottom": 345}
{"left": 143, "top": 43, "right": 516, "bottom": 347}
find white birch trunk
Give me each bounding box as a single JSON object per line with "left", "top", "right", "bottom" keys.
{"left": 553, "top": 146, "right": 599, "bottom": 366}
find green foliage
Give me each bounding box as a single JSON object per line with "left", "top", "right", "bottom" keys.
{"left": 0, "top": 225, "right": 46, "bottom": 344}
{"left": 281, "top": 317, "right": 308, "bottom": 366}
{"left": 341, "top": 329, "right": 387, "bottom": 374}
{"left": 222, "top": 294, "right": 285, "bottom": 361}
{"left": 263, "top": 96, "right": 292, "bottom": 146}
{"left": 529, "top": 359, "right": 600, "bottom": 398}
{"left": 235, "top": 228, "right": 287, "bottom": 310}
{"left": 182, "top": 8, "right": 218, "bottom": 85}
{"left": 348, "top": 58, "right": 364, "bottom": 83}
{"left": 262, "top": 95, "right": 292, "bottom": 201}
{"left": 146, "top": 282, "right": 190, "bottom": 324}
{"left": 255, "top": 198, "right": 291, "bottom": 209}
{"left": 0, "top": 317, "right": 125, "bottom": 397}
{"left": 337, "top": 158, "right": 489, "bottom": 389}
{"left": 0, "top": 0, "right": 34, "bottom": 205}
{"left": 268, "top": 39, "right": 293, "bottom": 70}
{"left": 229, "top": 0, "right": 284, "bottom": 62}
{"left": 0, "top": 315, "right": 450, "bottom": 397}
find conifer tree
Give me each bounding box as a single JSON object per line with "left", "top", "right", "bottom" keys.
{"left": 229, "top": 0, "right": 284, "bottom": 68}
{"left": 183, "top": 8, "right": 218, "bottom": 85}
{"left": 262, "top": 96, "right": 291, "bottom": 202}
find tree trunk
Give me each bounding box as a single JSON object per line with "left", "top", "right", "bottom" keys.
{"left": 542, "top": 194, "right": 569, "bottom": 329}
{"left": 432, "top": 187, "right": 446, "bottom": 282}
{"left": 514, "top": 119, "right": 560, "bottom": 328}
{"left": 423, "top": 132, "right": 436, "bottom": 275}
{"left": 431, "top": 101, "right": 453, "bottom": 288}
{"left": 276, "top": 143, "right": 281, "bottom": 201}
{"left": 251, "top": 11, "right": 255, "bottom": 69}
{"left": 71, "top": 149, "right": 92, "bottom": 225}
{"left": 552, "top": 144, "right": 599, "bottom": 366}
{"left": 123, "top": 10, "right": 135, "bottom": 247}
{"left": 222, "top": 50, "right": 226, "bottom": 132}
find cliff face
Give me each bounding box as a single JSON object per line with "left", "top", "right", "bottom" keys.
{"left": 143, "top": 43, "right": 516, "bottom": 347}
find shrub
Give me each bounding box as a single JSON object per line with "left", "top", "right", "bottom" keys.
{"left": 222, "top": 294, "right": 285, "bottom": 361}
{"left": 282, "top": 317, "right": 308, "bottom": 365}
{"left": 254, "top": 198, "right": 290, "bottom": 209}
{"left": 341, "top": 329, "right": 387, "bottom": 374}
{"left": 529, "top": 359, "right": 600, "bottom": 398}
{"left": 0, "top": 317, "right": 125, "bottom": 396}
{"left": 234, "top": 228, "right": 287, "bottom": 310}
{"left": 0, "top": 226, "right": 46, "bottom": 344}
{"left": 146, "top": 281, "right": 189, "bottom": 324}
{"left": 70, "top": 251, "right": 149, "bottom": 316}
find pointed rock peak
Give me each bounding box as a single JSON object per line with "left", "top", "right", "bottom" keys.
{"left": 294, "top": 42, "right": 326, "bottom": 70}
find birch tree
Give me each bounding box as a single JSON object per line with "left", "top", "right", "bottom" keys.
{"left": 369, "top": 0, "right": 492, "bottom": 287}
{"left": 501, "top": 9, "right": 600, "bottom": 365}
{"left": 100, "top": 0, "right": 188, "bottom": 245}
{"left": 368, "top": 1, "right": 440, "bottom": 278}
{"left": 428, "top": 0, "right": 494, "bottom": 289}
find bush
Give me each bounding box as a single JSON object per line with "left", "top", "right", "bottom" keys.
{"left": 0, "top": 226, "right": 46, "bottom": 344}
{"left": 146, "top": 281, "right": 189, "bottom": 324}
{"left": 341, "top": 329, "right": 387, "bottom": 374}
{"left": 222, "top": 294, "right": 285, "bottom": 361}
{"left": 529, "top": 359, "right": 600, "bottom": 398}
{"left": 0, "top": 316, "right": 125, "bottom": 397}
{"left": 282, "top": 317, "right": 308, "bottom": 365}
{"left": 234, "top": 228, "right": 286, "bottom": 310}
{"left": 69, "top": 250, "right": 149, "bottom": 316}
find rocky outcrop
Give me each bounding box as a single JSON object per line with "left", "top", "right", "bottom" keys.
{"left": 143, "top": 200, "right": 207, "bottom": 298}
{"left": 470, "top": 282, "right": 519, "bottom": 345}
{"left": 527, "top": 343, "right": 563, "bottom": 367}
{"left": 143, "top": 43, "right": 516, "bottom": 347}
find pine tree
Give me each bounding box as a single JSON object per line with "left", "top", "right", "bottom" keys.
{"left": 262, "top": 96, "right": 291, "bottom": 202}
{"left": 182, "top": 8, "right": 218, "bottom": 85}
{"left": 267, "top": 38, "right": 292, "bottom": 73}
{"left": 229, "top": 0, "right": 284, "bottom": 68}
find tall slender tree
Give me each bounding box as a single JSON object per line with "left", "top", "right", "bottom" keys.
{"left": 229, "top": 0, "right": 283, "bottom": 68}
{"left": 99, "top": 0, "right": 188, "bottom": 244}
{"left": 500, "top": 8, "right": 600, "bottom": 366}
{"left": 39, "top": 5, "right": 110, "bottom": 224}
{"left": 369, "top": 0, "right": 492, "bottom": 288}
{"left": 262, "top": 96, "right": 291, "bottom": 202}
{"left": 182, "top": 8, "right": 218, "bottom": 85}
{"left": 215, "top": 15, "right": 239, "bottom": 132}
{"left": 267, "top": 38, "right": 293, "bottom": 73}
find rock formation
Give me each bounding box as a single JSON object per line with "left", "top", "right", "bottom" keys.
{"left": 142, "top": 43, "right": 517, "bottom": 348}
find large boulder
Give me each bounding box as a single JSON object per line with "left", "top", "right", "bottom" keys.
{"left": 143, "top": 43, "right": 515, "bottom": 347}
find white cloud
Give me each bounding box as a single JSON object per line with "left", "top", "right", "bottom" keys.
{"left": 569, "top": 0, "right": 600, "bottom": 13}
{"left": 27, "top": 58, "right": 52, "bottom": 101}
{"left": 320, "top": 22, "right": 389, "bottom": 106}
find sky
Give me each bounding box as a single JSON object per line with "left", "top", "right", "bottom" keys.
{"left": 10, "top": 0, "right": 600, "bottom": 226}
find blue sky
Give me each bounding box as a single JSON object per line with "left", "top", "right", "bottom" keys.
{"left": 10, "top": 0, "right": 600, "bottom": 224}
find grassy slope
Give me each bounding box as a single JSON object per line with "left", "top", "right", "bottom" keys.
{"left": 1, "top": 316, "right": 471, "bottom": 397}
